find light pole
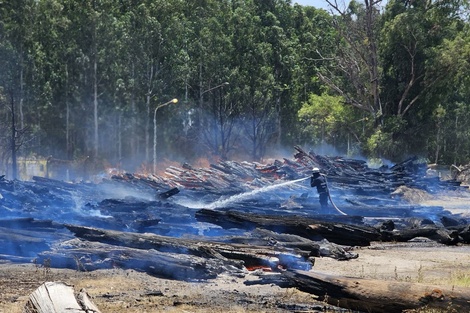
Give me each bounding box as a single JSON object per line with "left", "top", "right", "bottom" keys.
{"left": 153, "top": 98, "right": 178, "bottom": 173}
{"left": 198, "top": 82, "right": 229, "bottom": 129}
{"left": 200, "top": 82, "right": 229, "bottom": 97}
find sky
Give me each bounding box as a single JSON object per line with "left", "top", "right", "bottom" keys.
{"left": 294, "top": 0, "right": 388, "bottom": 11}
{"left": 293, "top": 0, "right": 337, "bottom": 10}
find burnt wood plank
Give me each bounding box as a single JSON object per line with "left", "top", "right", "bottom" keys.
{"left": 157, "top": 187, "right": 180, "bottom": 199}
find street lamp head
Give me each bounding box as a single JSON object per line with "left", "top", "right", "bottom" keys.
{"left": 171, "top": 98, "right": 178, "bottom": 104}
{"left": 200, "top": 82, "right": 229, "bottom": 97}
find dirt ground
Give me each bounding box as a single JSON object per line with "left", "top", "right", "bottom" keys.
{"left": 1, "top": 190, "right": 470, "bottom": 313}
{"left": 0, "top": 262, "right": 342, "bottom": 313}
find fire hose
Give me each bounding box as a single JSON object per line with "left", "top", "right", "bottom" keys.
{"left": 324, "top": 176, "right": 348, "bottom": 216}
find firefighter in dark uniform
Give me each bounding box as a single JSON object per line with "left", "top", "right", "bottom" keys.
{"left": 310, "top": 167, "right": 329, "bottom": 208}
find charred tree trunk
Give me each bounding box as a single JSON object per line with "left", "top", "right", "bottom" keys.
{"left": 39, "top": 239, "right": 237, "bottom": 280}
{"left": 280, "top": 270, "right": 470, "bottom": 313}
{"left": 380, "top": 227, "right": 460, "bottom": 245}
{"left": 63, "top": 224, "right": 314, "bottom": 273}
{"left": 195, "top": 209, "right": 379, "bottom": 246}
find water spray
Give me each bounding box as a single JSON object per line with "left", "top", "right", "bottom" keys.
{"left": 207, "top": 176, "right": 310, "bottom": 209}
{"left": 205, "top": 175, "right": 347, "bottom": 216}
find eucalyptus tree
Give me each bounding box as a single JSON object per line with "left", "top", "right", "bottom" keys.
{"left": 51, "top": 0, "right": 119, "bottom": 161}
{"left": 290, "top": 5, "right": 341, "bottom": 147}
{"left": 424, "top": 16, "right": 470, "bottom": 164}
{"left": 114, "top": 0, "right": 182, "bottom": 166}
{"left": 318, "top": 0, "right": 384, "bottom": 126}
{"left": 304, "top": 0, "right": 388, "bottom": 159}
{"left": 95, "top": 1, "right": 139, "bottom": 164}
{"left": 90, "top": 0, "right": 121, "bottom": 160}
{"left": 289, "top": 5, "right": 337, "bottom": 99}
{"left": 28, "top": 0, "right": 81, "bottom": 159}
{"left": 298, "top": 92, "right": 360, "bottom": 155}
{"left": 0, "top": 0, "right": 37, "bottom": 178}
{"left": 380, "top": 0, "right": 468, "bottom": 158}
{"left": 251, "top": 0, "right": 294, "bottom": 151}
{"left": 313, "top": 0, "right": 467, "bottom": 160}
{"left": 227, "top": 0, "right": 277, "bottom": 161}
{"left": 150, "top": 1, "right": 194, "bottom": 162}
{"left": 177, "top": 0, "right": 235, "bottom": 160}
{"left": 0, "top": 39, "right": 17, "bottom": 176}
{"left": 381, "top": 0, "right": 464, "bottom": 117}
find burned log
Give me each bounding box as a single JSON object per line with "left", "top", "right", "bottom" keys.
{"left": 24, "top": 282, "right": 102, "bottom": 313}
{"left": 0, "top": 218, "right": 71, "bottom": 259}
{"left": 0, "top": 227, "right": 50, "bottom": 257}
{"left": 449, "top": 224, "right": 470, "bottom": 243}
{"left": 83, "top": 198, "right": 162, "bottom": 232}
{"left": 39, "top": 239, "right": 238, "bottom": 280}
{"left": 205, "top": 228, "right": 357, "bottom": 260}
{"left": 375, "top": 218, "right": 465, "bottom": 245}
{"left": 63, "top": 224, "right": 314, "bottom": 274}
{"left": 157, "top": 187, "right": 180, "bottom": 199}
{"left": 0, "top": 146, "right": 467, "bottom": 286}
{"left": 379, "top": 227, "right": 460, "bottom": 245}
{"left": 277, "top": 270, "right": 470, "bottom": 313}
{"left": 195, "top": 209, "right": 380, "bottom": 246}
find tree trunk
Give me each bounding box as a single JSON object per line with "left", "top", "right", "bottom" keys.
{"left": 195, "top": 209, "right": 378, "bottom": 246}
{"left": 63, "top": 224, "right": 313, "bottom": 272}
{"left": 10, "top": 93, "right": 17, "bottom": 180}
{"left": 93, "top": 57, "right": 99, "bottom": 159}
{"left": 65, "top": 64, "right": 71, "bottom": 159}
{"left": 130, "top": 62, "right": 137, "bottom": 160}
{"left": 281, "top": 270, "right": 470, "bottom": 313}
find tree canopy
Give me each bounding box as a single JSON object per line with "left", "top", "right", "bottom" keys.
{"left": 1, "top": 0, "right": 469, "bottom": 177}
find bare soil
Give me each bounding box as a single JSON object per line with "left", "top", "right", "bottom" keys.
{"left": 1, "top": 190, "right": 470, "bottom": 313}
{"left": 0, "top": 263, "right": 332, "bottom": 313}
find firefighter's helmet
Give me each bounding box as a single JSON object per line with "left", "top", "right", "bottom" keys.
{"left": 312, "top": 167, "right": 320, "bottom": 174}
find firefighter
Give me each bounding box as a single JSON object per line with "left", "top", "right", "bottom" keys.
{"left": 310, "top": 167, "right": 329, "bottom": 208}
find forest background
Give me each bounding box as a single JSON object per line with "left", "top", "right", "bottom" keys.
{"left": 1, "top": 0, "right": 469, "bottom": 179}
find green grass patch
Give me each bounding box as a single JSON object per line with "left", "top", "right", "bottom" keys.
{"left": 451, "top": 271, "right": 470, "bottom": 287}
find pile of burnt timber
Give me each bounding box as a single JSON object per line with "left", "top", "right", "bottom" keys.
{"left": 0, "top": 147, "right": 470, "bottom": 312}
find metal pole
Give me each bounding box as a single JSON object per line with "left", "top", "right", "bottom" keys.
{"left": 197, "top": 82, "right": 229, "bottom": 146}
{"left": 153, "top": 98, "right": 178, "bottom": 173}
{"left": 200, "top": 82, "right": 229, "bottom": 97}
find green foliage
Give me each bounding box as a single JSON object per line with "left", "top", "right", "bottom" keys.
{"left": 364, "top": 116, "right": 407, "bottom": 159}
{"left": 0, "top": 0, "right": 470, "bottom": 172}
{"left": 366, "top": 129, "right": 395, "bottom": 159}
{"left": 298, "top": 92, "right": 361, "bottom": 154}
